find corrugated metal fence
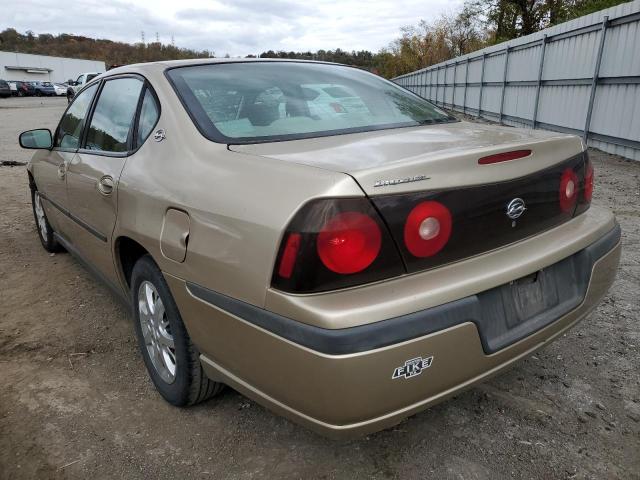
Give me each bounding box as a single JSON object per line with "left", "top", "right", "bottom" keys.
{"left": 393, "top": 1, "right": 640, "bottom": 161}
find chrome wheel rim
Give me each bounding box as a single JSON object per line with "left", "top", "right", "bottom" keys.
{"left": 138, "top": 281, "right": 176, "bottom": 384}
{"left": 34, "top": 192, "right": 48, "bottom": 240}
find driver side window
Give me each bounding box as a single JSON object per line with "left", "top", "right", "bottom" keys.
{"left": 54, "top": 83, "right": 98, "bottom": 150}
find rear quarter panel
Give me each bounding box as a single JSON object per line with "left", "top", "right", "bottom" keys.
{"left": 114, "top": 67, "right": 362, "bottom": 307}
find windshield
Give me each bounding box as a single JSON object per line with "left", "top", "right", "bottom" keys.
{"left": 166, "top": 62, "right": 455, "bottom": 144}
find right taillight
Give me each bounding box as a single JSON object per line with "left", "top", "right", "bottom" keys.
{"left": 584, "top": 160, "right": 594, "bottom": 202}
{"left": 575, "top": 151, "right": 593, "bottom": 217}
{"left": 271, "top": 198, "right": 404, "bottom": 293}
{"left": 559, "top": 168, "right": 579, "bottom": 213}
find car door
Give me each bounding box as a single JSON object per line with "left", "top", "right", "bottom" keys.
{"left": 64, "top": 75, "right": 146, "bottom": 286}
{"left": 31, "top": 83, "right": 98, "bottom": 234}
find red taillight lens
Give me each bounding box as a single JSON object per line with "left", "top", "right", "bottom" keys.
{"left": 559, "top": 168, "right": 579, "bottom": 213}
{"left": 317, "top": 212, "right": 381, "bottom": 274}
{"left": 277, "top": 233, "right": 301, "bottom": 279}
{"left": 404, "top": 201, "right": 452, "bottom": 257}
{"left": 271, "top": 198, "right": 404, "bottom": 293}
{"left": 584, "top": 161, "right": 594, "bottom": 202}
{"left": 478, "top": 150, "right": 532, "bottom": 165}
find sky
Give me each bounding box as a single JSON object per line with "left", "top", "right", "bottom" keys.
{"left": 4, "top": 0, "right": 463, "bottom": 57}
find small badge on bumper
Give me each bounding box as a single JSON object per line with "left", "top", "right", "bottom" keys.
{"left": 392, "top": 355, "right": 434, "bottom": 380}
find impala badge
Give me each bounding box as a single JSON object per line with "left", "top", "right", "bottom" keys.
{"left": 374, "top": 175, "right": 430, "bottom": 188}
{"left": 506, "top": 198, "right": 526, "bottom": 222}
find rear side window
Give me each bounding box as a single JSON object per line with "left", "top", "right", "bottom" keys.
{"left": 85, "top": 78, "right": 143, "bottom": 153}
{"left": 135, "top": 88, "right": 160, "bottom": 148}
{"left": 55, "top": 83, "right": 98, "bottom": 150}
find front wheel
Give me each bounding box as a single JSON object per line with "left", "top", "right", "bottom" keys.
{"left": 131, "top": 255, "right": 224, "bottom": 406}
{"left": 31, "top": 190, "right": 63, "bottom": 253}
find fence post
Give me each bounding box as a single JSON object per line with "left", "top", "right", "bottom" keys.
{"left": 463, "top": 58, "right": 469, "bottom": 114}
{"left": 499, "top": 47, "right": 510, "bottom": 124}
{"left": 423, "top": 69, "right": 427, "bottom": 99}
{"left": 532, "top": 35, "right": 548, "bottom": 128}
{"left": 452, "top": 63, "right": 456, "bottom": 110}
{"left": 478, "top": 53, "right": 486, "bottom": 118}
{"left": 584, "top": 16, "right": 609, "bottom": 143}
{"left": 438, "top": 66, "right": 442, "bottom": 106}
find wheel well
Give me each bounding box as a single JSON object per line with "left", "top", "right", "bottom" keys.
{"left": 27, "top": 171, "right": 36, "bottom": 192}
{"left": 116, "top": 237, "right": 149, "bottom": 287}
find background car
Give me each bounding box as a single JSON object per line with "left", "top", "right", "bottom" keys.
{"left": 53, "top": 83, "right": 68, "bottom": 96}
{"left": 0, "top": 79, "right": 11, "bottom": 98}
{"left": 14, "top": 81, "right": 35, "bottom": 96}
{"left": 66, "top": 72, "right": 102, "bottom": 102}
{"left": 30, "top": 81, "right": 57, "bottom": 96}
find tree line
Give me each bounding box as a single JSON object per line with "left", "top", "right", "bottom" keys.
{"left": 0, "top": 0, "right": 627, "bottom": 79}
{"left": 0, "top": 28, "right": 211, "bottom": 67}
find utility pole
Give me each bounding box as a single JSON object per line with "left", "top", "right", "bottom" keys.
{"left": 141, "top": 31, "right": 145, "bottom": 44}
{"left": 156, "top": 32, "right": 159, "bottom": 43}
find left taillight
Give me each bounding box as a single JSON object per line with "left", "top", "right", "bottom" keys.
{"left": 271, "top": 198, "right": 405, "bottom": 293}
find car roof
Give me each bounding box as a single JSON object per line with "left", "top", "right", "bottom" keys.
{"left": 104, "top": 57, "right": 347, "bottom": 76}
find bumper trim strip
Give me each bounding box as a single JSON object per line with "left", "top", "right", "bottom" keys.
{"left": 187, "top": 224, "right": 620, "bottom": 356}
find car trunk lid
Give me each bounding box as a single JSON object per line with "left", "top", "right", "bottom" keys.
{"left": 228, "top": 121, "right": 584, "bottom": 195}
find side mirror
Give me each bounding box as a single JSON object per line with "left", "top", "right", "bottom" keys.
{"left": 67, "top": 79, "right": 75, "bottom": 85}
{"left": 19, "top": 129, "right": 53, "bottom": 150}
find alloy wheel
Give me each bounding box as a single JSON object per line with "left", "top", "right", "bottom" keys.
{"left": 138, "top": 280, "right": 177, "bottom": 384}
{"left": 34, "top": 192, "right": 48, "bottom": 240}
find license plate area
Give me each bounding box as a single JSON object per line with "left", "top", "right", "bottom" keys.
{"left": 477, "top": 251, "right": 584, "bottom": 353}
{"left": 502, "top": 269, "right": 560, "bottom": 327}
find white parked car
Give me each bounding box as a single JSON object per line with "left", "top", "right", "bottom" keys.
{"left": 53, "top": 83, "right": 68, "bottom": 96}
{"left": 66, "top": 72, "right": 102, "bottom": 102}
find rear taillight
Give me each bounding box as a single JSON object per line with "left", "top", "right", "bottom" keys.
{"left": 575, "top": 152, "right": 593, "bottom": 216}
{"left": 272, "top": 198, "right": 404, "bottom": 293}
{"left": 404, "top": 201, "right": 452, "bottom": 257}
{"left": 584, "top": 161, "right": 594, "bottom": 202}
{"left": 317, "top": 212, "right": 381, "bottom": 274}
{"left": 559, "top": 168, "right": 579, "bottom": 213}
{"left": 277, "top": 233, "right": 301, "bottom": 279}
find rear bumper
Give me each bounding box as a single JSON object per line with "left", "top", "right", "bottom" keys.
{"left": 165, "top": 217, "right": 620, "bottom": 439}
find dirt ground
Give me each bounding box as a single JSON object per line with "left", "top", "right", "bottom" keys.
{"left": 0, "top": 96, "right": 638, "bottom": 480}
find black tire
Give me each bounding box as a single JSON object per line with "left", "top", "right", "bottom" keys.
{"left": 131, "top": 255, "right": 223, "bottom": 406}
{"left": 31, "top": 189, "right": 63, "bottom": 253}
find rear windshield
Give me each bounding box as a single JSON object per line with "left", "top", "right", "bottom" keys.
{"left": 166, "top": 62, "right": 455, "bottom": 144}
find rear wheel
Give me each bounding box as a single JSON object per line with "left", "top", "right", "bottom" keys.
{"left": 31, "top": 190, "right": 63, "bottom": 253}
{"left": 131, "top": 255, "right": 223, "bottom": 406}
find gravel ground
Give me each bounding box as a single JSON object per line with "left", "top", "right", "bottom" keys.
{"left": 0, "top": 96, "right": 638, "bottom": 479}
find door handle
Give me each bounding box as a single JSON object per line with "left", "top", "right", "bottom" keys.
{"left": 97, "top": 176, "right": 114, "bottom": 195}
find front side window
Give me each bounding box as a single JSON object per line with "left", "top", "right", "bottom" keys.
{"left": 85, "top": 78, "right": 143, "bottom": 153}
{"left": 166, "top": 62, "right": 455, "bottom": 143}
{"left": 135, "top": 89, "right": 160, "bottom": 148}
{"left": 55, "top": 83, "right": 98, "bottom": 149}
